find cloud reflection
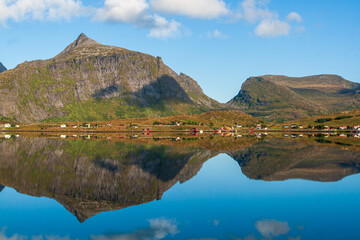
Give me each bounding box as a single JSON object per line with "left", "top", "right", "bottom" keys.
{"left": 91, "top": 218, "right": 179, "bottom": 240}
{"left": 255, "top": 219, "right": 290, "bottom": 239}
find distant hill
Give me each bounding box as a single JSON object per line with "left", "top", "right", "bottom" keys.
{"left": 0, "top": 62, "right": 6, "bottom": 73}
{"left": 0, "top": 33, "right": 223, "bottom": 123}
{"left": 227, "top": 75, "right": 360, "bottom": 122}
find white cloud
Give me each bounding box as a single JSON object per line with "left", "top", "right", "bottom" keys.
{"left": 94, "top": 0, "right": 148, "bottom": 23}
{"left": 94, "top": 0, "right": 181, "bottom": 38}
{"left": 287, "top": 12, "right": 302, "bottom": 23}
{"left": 240, "top": 0, "right": 276, "bottom": 23}
{"left": 150, "top": 0, "right": 229, "bottom": 19}
{"left": 207, "top": 29, "right": 228, "bottom": 39}
{"left": 255, "top": 19, "right": 291, "bottom": 37}
{"left": 255, "top": 219, "right": 290, "bottom": 239}
{"left": 236, "top": 0, "right": 304, "bottom": 38}
{"left": 0, "top": 0, "right": 86, "bottom": 25}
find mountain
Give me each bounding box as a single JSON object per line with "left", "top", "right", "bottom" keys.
{"left": 227, "top": 75, "right": 360, "bottom": 122}
{"left": 0, "top": 137, "right": 216, "bottom": 222}
{"left": 0, "top": 62, "right": 6, "bottom": 73}
{"left": 0, "top": 33, "right": 223, "bottom": 123}
{"left": 230, "top": 138, "right": 360, "bottom": 182}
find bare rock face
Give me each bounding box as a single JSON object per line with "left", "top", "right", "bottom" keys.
{"left": 0, "top": 62, "right": 6, "bottom": 73}
{"left": 0, "top": 34, "right": 223, "bottom": 123}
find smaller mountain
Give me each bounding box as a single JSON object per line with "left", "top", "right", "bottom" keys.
{"left": 0, "top": 62, "right": 6, "bottom": 73}
{"left": 227, "top": 75, "right": 360, "bottom": 122}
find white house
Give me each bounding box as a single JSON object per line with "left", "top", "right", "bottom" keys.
{"left": 4, "top": 123, "right": 11, "bottom": 128}
{"left": 60, "top": 124, "right": 66, "bottom": 128}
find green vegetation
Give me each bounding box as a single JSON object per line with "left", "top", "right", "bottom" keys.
{"left": 315, "top": 118, "right": 333, "bottom": 123}
{"left": 335, "top": 116, "right": 353, "bottom": 120}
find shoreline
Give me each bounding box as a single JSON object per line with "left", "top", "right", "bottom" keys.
{"left": 0, "top": 129, "right": 354, "bottom": 134}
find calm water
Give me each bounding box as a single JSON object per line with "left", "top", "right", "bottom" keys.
{"left": 1, "top": 133, "right": 360, "bottom": 239}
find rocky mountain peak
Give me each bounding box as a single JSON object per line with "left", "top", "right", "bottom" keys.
{"left": 0, "top": 62, "right": 6, "bottom": 73}
{"left": 55, "top": 33, "right": 101, "bottom": 58}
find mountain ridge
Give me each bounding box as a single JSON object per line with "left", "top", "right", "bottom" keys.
{"left": 0, "top": 33, "right": 223, "bottom": 123}
{"left": 227, "top": 74, "right": 360, "bottom": 122}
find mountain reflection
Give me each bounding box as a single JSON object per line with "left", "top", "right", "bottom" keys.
{"left": 0, "top": 133, "right": 360, "bottom": 222}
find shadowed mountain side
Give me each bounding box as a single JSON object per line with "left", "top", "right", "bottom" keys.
{"left": 0, "top": 62, "right": 6, "bottom": 73}
{"left": 0, "top": 34, "right": 223, "bottom": 123}
{"left": 228, "top": 138, "right": 360, "bottom": 182}
{"left": 0, "top": 137, "right": 216, "bottom": 222}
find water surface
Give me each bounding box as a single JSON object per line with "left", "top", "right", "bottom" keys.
{"left": 1, "top": 133, "right": 360, "bottom": 239}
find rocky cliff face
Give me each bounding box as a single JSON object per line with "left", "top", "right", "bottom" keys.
{"left": 0, "top": 34, "right": 223, "bottom": 123}
{"left": 227, "top": 75, "right": 360, "bottom": 122}
{"left": 0, "top": 62, "right": 6, "bottom": 73}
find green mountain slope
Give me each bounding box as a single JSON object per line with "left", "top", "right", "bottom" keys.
{"left": 227, "top": 75, "right": 360, "bottom": 122}
{"left": 0, "top": 33, "right": 223, "bottom": 123}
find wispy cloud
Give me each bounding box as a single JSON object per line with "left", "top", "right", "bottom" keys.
{"left": 207, "top": 30, "right": 228, "bottom": 39}
{"left": 287, "top": 12, "right": 302, "bottom": 23}
{"left": 93, "top": 0, "right": 181, "bottom": 38}
{"left": 235, "top": 0, "right": 304, "bottom": 38}
{"left": 0, "top": 0, "right": 87, "bottom": 26}
{"left": 254, "top": 19, "right": 291, "bottom": 37}
{"left": 150, "top": 0, "right": 229, "bottom": 19}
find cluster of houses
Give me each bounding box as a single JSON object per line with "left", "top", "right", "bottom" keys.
{"left": 283, "top": 124, "right": 304, "bottom": 129}
{"left": 0, "top": 134, "right": 20, "bottom": 139}
{"left": 0, "top": 123, "right": 20, "bottom": 128}
{"left": 283, "top": 124, "right": 360, "bottom": 131}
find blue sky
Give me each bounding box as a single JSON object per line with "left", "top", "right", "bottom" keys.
{"left": 0, "top": 0, "right": 359, "bottom": 102}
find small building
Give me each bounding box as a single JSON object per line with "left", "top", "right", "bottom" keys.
{"left": 4, "top": 123, "right": 11, "bottom": 128}
{"left": 339, "top": 126, "right": 347, "bottom": 130}
{"left": 106, "top": 123, "right": 112, "bottom": 126}
{"left": 283, "top": 125, "right": 289, "bottom": 128}
{"left": 60, "top": 124, "right": 66, "bottom": 128}
{"left": 256, "top": 124, "right": 262, "bottom": 130}
{"left": 15, "top": 125, "right": 20, "bottom": 128}
{"left": 354, "top": 125, "right": 360, "bottom": 129}
{"left": 298, "top": 125, "right": 303, "bottom": 129}
{"left": 291, "top": 124, "right": 297, "bottom": 128}
{"left": 236, "top": 125, "right": 242, "bottom": 128}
